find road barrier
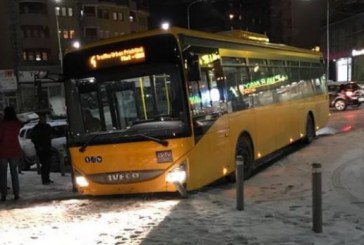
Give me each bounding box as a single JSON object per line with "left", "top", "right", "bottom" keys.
{"left": 236, "top": 156, "right": 244, "bottom": 210}
{"left": 312, "top": 162, "right": 322, "bottom": 233}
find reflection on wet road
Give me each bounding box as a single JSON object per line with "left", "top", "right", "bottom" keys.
{"left": 326, "top": 107, "right": 364, "bottom": 133}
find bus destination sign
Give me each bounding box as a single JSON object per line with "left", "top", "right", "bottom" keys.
{"left": 89, "top": 46, "right": 145, "bottom": 70}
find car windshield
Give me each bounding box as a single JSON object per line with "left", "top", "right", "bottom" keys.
{"left": 24, "top": 124, "right": 66, "bottom": 139}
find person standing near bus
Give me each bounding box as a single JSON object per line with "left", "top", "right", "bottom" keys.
{"left": 31, "top": 114, "right": 54, "bottom": 185}
{"left": 0, "top": 106, "right": 22, "bottom": 201}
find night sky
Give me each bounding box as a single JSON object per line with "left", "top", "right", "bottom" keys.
{"left": 148, "top": 0, "right": 228, "bottom": 31}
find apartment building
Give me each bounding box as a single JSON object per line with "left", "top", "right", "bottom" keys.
{"left": 0, "top": 0, "right": 149, "bottom": 114}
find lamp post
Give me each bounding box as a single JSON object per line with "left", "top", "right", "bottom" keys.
{"left": 187, "top": 0, "right": 204, "bottom": 29}
{"left": 54, "top": 0, "right": 63, "bottom": 71}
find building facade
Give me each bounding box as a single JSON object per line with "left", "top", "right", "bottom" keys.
{"left": 0, "top": 0, "right": 149, "bottom": 115}
{"left": 320, "top": 1, "right": 364, "bottom": 82}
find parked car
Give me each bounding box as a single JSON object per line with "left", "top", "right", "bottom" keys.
{"left": 18, "top": 119, "right": 68, "bottom": 172}
{"left": 328, "top": 81, "right": 364, "bottom": 111}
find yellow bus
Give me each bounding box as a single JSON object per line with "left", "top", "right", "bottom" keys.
{"left": 63, "top": 27, "right": 329, "bottom": 197}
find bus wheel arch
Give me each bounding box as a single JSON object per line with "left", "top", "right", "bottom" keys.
{"left": 303, "top": 112, "right": 315, "bottom": 144}
{"left": 227, "top": 132, "right": 254, "bottom": 182}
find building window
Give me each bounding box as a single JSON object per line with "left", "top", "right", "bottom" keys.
{"left": 63, "top": 30, "right": 69, "bottom": 39}
{"left": 61, "top": 7, "right": 67, "bottom": 16}
{"left": 62, "top": 29, "right": 75, "bottom": 39}
{"left": 129, "top": 12, "right": 136, "bottom": 22}
{"left": 55, "top": 7, "right": 60, "bottom": 16}
{"left": 84, "top": 6, "right": 96, "bottom": 17}
{"left": 118, "top": 12, "right": 124, "bottom": 21}
{"left": 35, "top": 52, "right": 42, "bottom": 61}
{"left": 42, "top": 52, "right": 48, "bottom": 61}
{"left": 20, "top": 2, "right": 47, "bottom": 15}
{"left": 98, "top": 9, "right": 109, "bottom": 19}
{"left": 28, "top": 52, "right": 34, "bottom": 61}
{"left": 55, "top": 7, "right": 73, "bottom": 17}
{"left": 68, "top": 8, "right": 73, "bottom": 17}
{"left": 112, "top": 12, "right": 118, "bottom": 20}
{"left": 21, "top": 25, "right": 49, "bottom": 38}
{"left": 69, "top": 30, "right": 75, "bottom": 39}
{"left": 85, "top": 28, "right": 97, "bottom": 38}
{"left": 139, "top": 16, "right": 147, "bottom": 26}
{"left": 23, "top": 50, "right": 49, "bottom": 61}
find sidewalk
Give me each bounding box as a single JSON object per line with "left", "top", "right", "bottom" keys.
{"left": 6, "top": 170, "right": 79, "bottom": 203}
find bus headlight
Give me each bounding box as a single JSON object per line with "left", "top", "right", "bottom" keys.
{"left": 166, "top": 162, "right": 187, "bottom": 184}
{"left": 74, "top": 171, "right": 89, "bottom": 187}
{"left": 75, "top": 176, "right": 89, "bottom": 187}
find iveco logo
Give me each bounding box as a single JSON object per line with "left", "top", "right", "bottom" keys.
{"left": 107, "top": 172, "right": 140, "bottom": 183}
{"left": 85, "top": 156, "right": 102, "bottom": 163}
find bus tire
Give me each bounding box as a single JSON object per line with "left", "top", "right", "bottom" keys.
{"left": 303, "top": 114, "right": 315, "bottom": 144}
{"left": 227, "top": 136, "right": 254, "bottom": 182}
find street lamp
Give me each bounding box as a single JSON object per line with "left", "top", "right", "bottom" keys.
{"left": 54, "top": 0, "right": 63, "bottom": 71}
{"left": 161, "top": 22, "right": 170, "bottom": 30}
{"left": 72, "top": 41, "right": 81, "bottom": 49}
{"left": 187, "top": 0, "right": 204, "bottom": 29}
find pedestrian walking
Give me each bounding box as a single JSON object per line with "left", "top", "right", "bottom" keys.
{"left": 0, "top": 106, "right": 22, "bottom": 201}
{"left": 31, "top": 114, "right": 54, "bottom": 185}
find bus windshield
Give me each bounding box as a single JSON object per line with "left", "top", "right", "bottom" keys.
{"left": 66, "top": 64, "right": 190, "bottom": 143}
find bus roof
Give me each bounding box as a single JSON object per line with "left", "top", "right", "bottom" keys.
{"left": 65, "top": 27, "right": 322, "bottom": 58}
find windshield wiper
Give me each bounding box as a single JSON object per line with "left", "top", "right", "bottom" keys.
{"left": 79, "top": 133, "right": 106, "bottom": 152}
{"left": 135, "top": 134, "right": 169, "bottom": 147}
{"left": 79, "top": 132, "right": 169, "bottom": 152}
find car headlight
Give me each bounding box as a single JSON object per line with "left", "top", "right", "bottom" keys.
{"left": 166, "top": 161, "right": 187, "bottom": 184}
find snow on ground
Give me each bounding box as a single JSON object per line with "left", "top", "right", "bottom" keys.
{"left": 1, "top": 127, "right": 364, "bottom": 244}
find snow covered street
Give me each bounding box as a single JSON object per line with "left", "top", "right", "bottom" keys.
{"left": 1, "top": 109, "right": 364, "bottom": 244}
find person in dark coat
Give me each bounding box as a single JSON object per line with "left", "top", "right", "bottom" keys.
{"left": 31, "top": 114, "right": 54, "bottom": 185}
{"left": 0, "top": 106, "right": 22, "bottom": 201}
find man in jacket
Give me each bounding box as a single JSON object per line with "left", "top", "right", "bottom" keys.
{"left": 31, "top": 114, "right": 53, "bottom": 185}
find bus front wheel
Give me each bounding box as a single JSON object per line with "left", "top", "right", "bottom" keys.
{"left": 303, "top": 114, "right": 315, "bottom": 144}
{"left": 227, "top": 137, "right": 254, "bottom": 182}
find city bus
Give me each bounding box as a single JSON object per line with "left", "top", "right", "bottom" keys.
{"left": 63, "top": 27, "right": 329, "bottom": 197}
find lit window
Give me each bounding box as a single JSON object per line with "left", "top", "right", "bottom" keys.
{"left": 118, "top": 12, "right": 123, "bottom": 21}
{"left": 129, "top": 16, "right": 134, "bottom": 22}
{"left": 68, "top": 8, "right": 73, "bottom": 17}
{"left": 28, "top": 52, "right": 34, "bottom": 61}
{"left": 23, "top": 52, "right": 27, "bottom": 61}
{"left": 63, "top": 30, "right": 69, "bottom": 39}
{"left": 35, "top": 52, "right": 41, "bottom": 61}
{"left": 42, "top": 52, "right": 48, "bottom": 61}
{"left": 70, "top": 30, "right": 75, "bottom": 39}
{"left": 55, "top": 7, "right": 60, "bottom": 16}
{"left": 112, "top": 12, "right": 117, "bottom": 20}
{"left": 61, "top": 7, "right": 67, "bottom": 16}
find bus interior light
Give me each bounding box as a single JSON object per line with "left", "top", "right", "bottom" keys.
{"left": 166, "top": 162, "right": 187, "bottom": 184}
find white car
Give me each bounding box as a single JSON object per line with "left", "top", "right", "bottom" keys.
{"left": 18, "top": 119, "right": 67, "bottom": 171}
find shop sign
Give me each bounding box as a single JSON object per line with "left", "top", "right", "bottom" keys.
{"left": 0, "top": 70, "right": 17, "bottom": 91}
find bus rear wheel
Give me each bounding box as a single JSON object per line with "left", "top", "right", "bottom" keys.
{"left": 227, "top": 137, "right": 254, "bottom": 182}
